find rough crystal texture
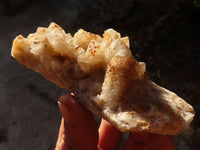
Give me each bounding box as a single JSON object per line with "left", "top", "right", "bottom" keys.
{"left": 11, "top": 22, "right": 194, "bottom": 135}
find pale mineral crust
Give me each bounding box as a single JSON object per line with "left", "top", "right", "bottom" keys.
{"left": 11, "top": 22, "right": 194, "bottom": 135}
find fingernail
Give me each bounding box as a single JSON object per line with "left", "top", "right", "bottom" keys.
{"left": 70, "top": 92, "right": 75, "bottom": 96}
{"left": 58, "top": 93, "right": 75, "bottom": 106}
{"left": 58, "top": 101, "right": 71, "bottom": 123}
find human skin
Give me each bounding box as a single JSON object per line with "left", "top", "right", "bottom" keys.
{"left": 55, "top": 94, "right": 175, "bottom": 150}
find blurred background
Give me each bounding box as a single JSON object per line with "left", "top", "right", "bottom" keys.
{"left": 0, "top": 0, "right": 199, "bottom": 149}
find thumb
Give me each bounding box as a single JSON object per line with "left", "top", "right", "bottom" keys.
{"left": 55, "top": 94, "right": 99, "bottom": 150}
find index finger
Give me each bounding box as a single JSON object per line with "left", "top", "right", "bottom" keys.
{"left": 123, "top": 132, "right": 174, "bottom": 150}
{"left": 98, "top": 119, "right": 122, "bottom": 149}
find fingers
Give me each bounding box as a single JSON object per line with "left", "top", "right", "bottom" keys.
{"left": 55, "top": 118, "right": 67, "bottom": 150}
{"left": 148, "top": 133, "right": 174, "bottom": 150}
{"left": 98, "top": 119, "right": 122, "bottom": 150}
{"left": 55, "top": 93, "right": 175, "bottom": 150}
{"left": 55, "top": 94, "right": 99, "bottom": 150}
{"left": 123, "top": 132, "right": 174, "bottom": 150}
{"left": 123, "top": 132, "right": 148, "bottom": 150}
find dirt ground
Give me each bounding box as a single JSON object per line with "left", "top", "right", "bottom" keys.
{"left": 0, "top": 0, "right": 199, "bottom": 149}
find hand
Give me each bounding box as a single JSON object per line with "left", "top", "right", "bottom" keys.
{"left": 55, "top": 94, "right": 175, "bottom": 150}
